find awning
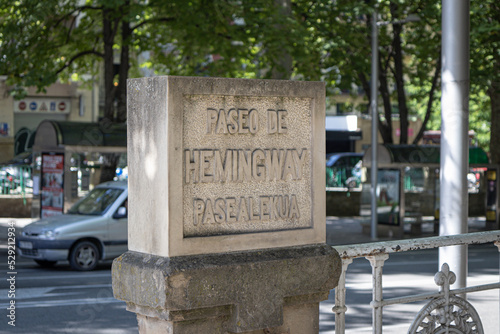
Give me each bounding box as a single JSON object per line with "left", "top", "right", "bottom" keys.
{"left": 363, "top": 144, "right": 489, "bottom": 167}
{"left": 33, "top": 120, "right": 127, "bottom": 150}
{"left": 326, "top": 130, "right": 362, "bottom": 141}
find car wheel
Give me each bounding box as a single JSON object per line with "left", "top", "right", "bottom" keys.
{"left": 346, "top": 177, "right": 357, "bottom": 189}
{"left": 70, "top": 241, "right": 99, "bottom": 271}
{"left": 34, "top": 260, "right": 57, "bottom": 267}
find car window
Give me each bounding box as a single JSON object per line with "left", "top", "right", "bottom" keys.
{"left": 335, "top": 157, "right": 345, "bottom": 167}
{"left": 350, "top": 156, "right": 362, "bottom": 166}
{"left": 116, "top": 199, "right": 128, "bottom": 218}
{"left": 68, "top": 188, "right": 124, "bottom": 215}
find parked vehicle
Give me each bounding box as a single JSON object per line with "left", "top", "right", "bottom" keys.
{"left": 17, "top": 181, "right": 128, "bottom": 271}
{"left": 326, "top": 152, "right": 363, "bottom": 188}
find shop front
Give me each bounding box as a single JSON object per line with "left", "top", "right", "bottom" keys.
{"left": 360, "top": 144, "right": 497, "bottom": 237}
{"left": 31, "top": 120, "right": 126, "bottom": 218}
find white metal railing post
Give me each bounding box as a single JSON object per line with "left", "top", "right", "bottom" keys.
{"left": 333, "top": 258, "right": 353, "bottom": 334}
{"left": 367, "top": 254, "right": 389, "bottom": 334}
{"left": 439, "top": 0, "right": 470, "bottom": 291}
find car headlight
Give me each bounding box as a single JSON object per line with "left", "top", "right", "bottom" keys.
{"left": 39, "top": 230, "right": 59, "bottom": 239}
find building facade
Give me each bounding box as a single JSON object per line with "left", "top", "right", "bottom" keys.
{"left": 0, "top": 78, "right": 98, "bottom": 163}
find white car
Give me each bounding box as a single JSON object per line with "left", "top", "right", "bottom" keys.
{"left": 17, "top": 181, "right": 128, "bottom": 271}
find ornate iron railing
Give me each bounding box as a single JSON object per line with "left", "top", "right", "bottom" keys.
{"left": 332, "top": 231, "right": 500, "bottom": 333}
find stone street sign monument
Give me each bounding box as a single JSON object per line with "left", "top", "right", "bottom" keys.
{"left": 112, "top": 77, "right": 340, "bottom": 333}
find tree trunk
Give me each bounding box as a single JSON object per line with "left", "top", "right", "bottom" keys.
{"left": 103, "top": 8, "right": 117, "bottom": 122}
{"left": 100, "top": 8, "right": 121, "bottom": 184}
{"left": 271, "top": 0, "right": 293, "bottom": 79}
{"left": 488, "top": 1, "right": 500, "bottom": 164}
{"left": 117, "top": 3, "right": 130, "bottom": 123}
{"left": 378, "top": 57, "right": 394, "bottom": 144}
{"left": 490, "top": 81, "right": 500, "bottom": 165}
{"left": 413, "top": 53, "right": 441, "bottom": 144}
{"left": 390, "top": 3, "right": 409, "bottom": 144}
{"left": 358, "top": 71, "right": 371, "bottom": 105}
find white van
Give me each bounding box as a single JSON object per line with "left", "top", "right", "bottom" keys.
{"left": 17, "top": 181, "right": 128, "bottom": 271}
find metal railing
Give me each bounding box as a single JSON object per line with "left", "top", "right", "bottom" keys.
{"left": 332, "top": 231, "right": 500, "bottom": 333}
{"left": 0, "top": 165, "right": 32, "bottom": 196}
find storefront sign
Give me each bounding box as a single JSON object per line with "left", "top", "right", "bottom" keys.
{"left": 14, "top": 98, "right": 71, "bottom": 114}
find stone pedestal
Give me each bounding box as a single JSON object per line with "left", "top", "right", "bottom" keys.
{"left": 113, "top": 76, "right": 339, "bottom": 333}
{"left": 112, "top": 244, "right": 340, "bottom": 333}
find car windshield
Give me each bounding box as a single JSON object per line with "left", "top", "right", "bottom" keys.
{"left": 68, "top": 187, "right": 124, "bottom": 215}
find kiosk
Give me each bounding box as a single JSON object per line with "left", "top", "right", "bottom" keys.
{"left": 31, "top": 120, "right": 126, "bottom": 218}
{"left": 361, "top": 144, "right": 498, "bottom": 237}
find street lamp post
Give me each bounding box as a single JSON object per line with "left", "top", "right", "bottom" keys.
{"left": 370, "top": 10, "right": 379, "bottom": 240}
{"left": 370, "top": 12, "right": 420, "bottom": 240}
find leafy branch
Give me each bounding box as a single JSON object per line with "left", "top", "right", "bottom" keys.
{"left": 55, "top": 50, "right": 105, "bottom": 75}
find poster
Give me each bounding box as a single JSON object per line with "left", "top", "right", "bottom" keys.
{"left": 41, "top": 153, "right": 64, "bottom": 218}
{"left": 377, "top": 169, "right": 400, "bottom": 225}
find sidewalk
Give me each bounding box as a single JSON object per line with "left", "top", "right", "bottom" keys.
{"left": 325, "top": 215, "right": 493, "bottom": 246}
{"left": 0, "top": 215, "right": 493, "bottom": 245}
{"left": 322, "top": 216, "right": 499, "bottom": 333}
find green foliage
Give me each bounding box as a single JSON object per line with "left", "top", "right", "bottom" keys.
{"left": 0, "top": 0, "right": 498, "bottom": 151}
{"left": 469, "top": 91, "right": 491, "bottom": 150}
{"left": 0, "top": 1, "right": 268, "bottom": 94}
{"left": 0, "top": 0, "right": 70, "bottom": 91}
{"left": 470, "top": 1, "right": 500, "bottom": 88}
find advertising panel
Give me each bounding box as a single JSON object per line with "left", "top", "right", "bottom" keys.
{"left": 41, "top": 153, "right": 64, "bottom": 218}
{"left": 377, "top": 169, "right": 401, "bottom": 225}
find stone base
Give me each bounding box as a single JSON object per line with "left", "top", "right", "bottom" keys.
{"left": 134, "top": 300, "right": 321, "bottom": 334}
{"left": 112, "top": 244, "right": 340, "bottom": 333}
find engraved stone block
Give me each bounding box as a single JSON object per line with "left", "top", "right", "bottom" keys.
{"left": 127, "top": 76, "right": 325, "bottom": 257}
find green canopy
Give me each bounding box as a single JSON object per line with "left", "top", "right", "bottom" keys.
{"left": 383, "top": 144, "right": 489, "bottom": 165}
{"left": 34, "top": 120, "right": 127, "bottom": 149}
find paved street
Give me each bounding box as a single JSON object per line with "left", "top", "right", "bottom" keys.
{"left": 0, "top": 253, "right": 137, "bottom": 333}
{"left": 0, "top": 217, "right": 498, "bottom": 333}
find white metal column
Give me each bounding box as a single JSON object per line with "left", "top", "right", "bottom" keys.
{"left": 439, "top": 0, "right": 470, "bottom": 290}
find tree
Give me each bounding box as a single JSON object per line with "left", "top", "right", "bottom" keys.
{"left": 1, "top": 0, "right": 281, "bottom": 180}
{"left": 319, "top": 0, "right": 442, "bottom": 145}
{"left": 313, "top": 0, "right": 495, "bottom": 153}
{"left": 470, "top": 1, "right": 500, "bottom": 163}
{"left": 2, "top": 0, "right": 496, "bottom": 159}
{"left": 270, "top": 0, "right": 443, "bottom": 145}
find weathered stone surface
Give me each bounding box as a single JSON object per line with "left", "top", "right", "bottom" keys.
{"left": 117, "top": 76, "right": 337, "bottom": 333}
{"left": 127, "top": 76, "right": 326, "bottom": 257}
{"left": 182, "top": 94, "right": 313, "bottom": 237}
{"left": 112, "top": 244, "right": 341, "bottom": 333}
